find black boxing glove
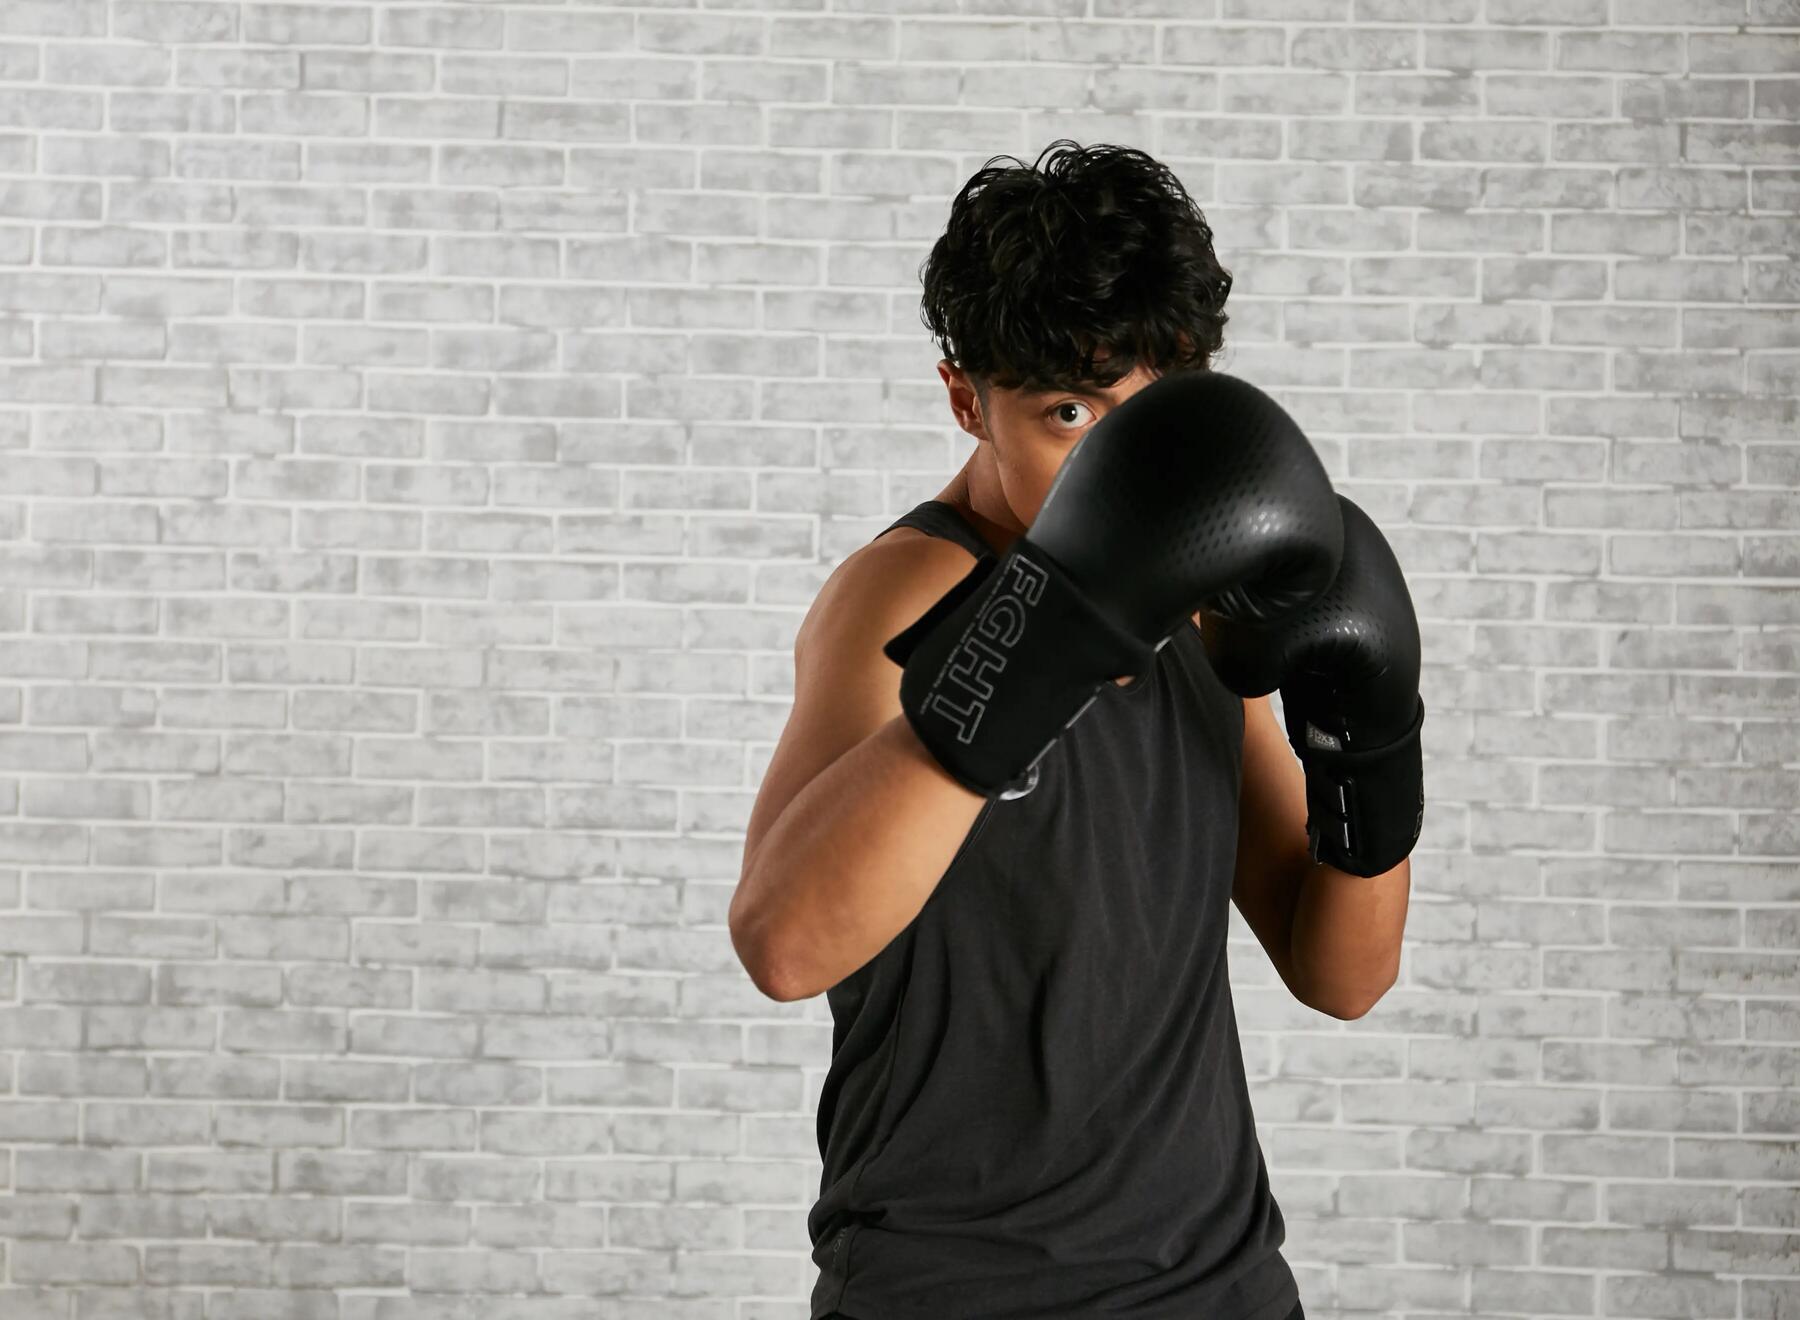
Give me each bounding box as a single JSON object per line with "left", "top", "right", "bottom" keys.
{"left": 884, "top": 371, "right": 1344, "bottom": 800}
{"left": 1197, "top": 494, "right": 1425, "bottom": 877}
{"left": 882, "top": 543, "right": 1155, "bottom": 799}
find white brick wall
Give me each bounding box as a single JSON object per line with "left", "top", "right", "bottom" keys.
{"left": 0, "top": 3, "right": 1794, "bottom": 1317}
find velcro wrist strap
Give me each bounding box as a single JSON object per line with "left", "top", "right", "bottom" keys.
{"left": 1291, "top": 695, "right": 1425, "bottom": 877}
{"left": 884, "top": 538, "right": 1157, "bottom": 799}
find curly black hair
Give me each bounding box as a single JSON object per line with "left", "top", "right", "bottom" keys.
{"left": 918, "top": 139, "right": 1232, "bottom": 413}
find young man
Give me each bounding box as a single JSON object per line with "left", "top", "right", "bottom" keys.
{"left": 732, "top": 141, "right": 1415, "bottom": 1320}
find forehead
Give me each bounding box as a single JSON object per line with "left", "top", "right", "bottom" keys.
{"left": 1017, "top": 378, "right": 1129, "bottom": 401}
{"left": 1013, "top": 351, "right": 1151, "bottom": 401}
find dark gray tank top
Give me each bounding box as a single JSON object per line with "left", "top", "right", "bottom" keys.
{"left": 807, "top": 499, "right": 1298, "bottom": 1320}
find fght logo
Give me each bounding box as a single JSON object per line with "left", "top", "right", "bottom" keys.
{"left": 925, "top": 552, "right": 1048, "bottom": 743}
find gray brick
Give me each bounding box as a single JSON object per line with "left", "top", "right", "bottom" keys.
{"left": 1473, "top": 1265, "right": 1597, "bottom": 1315}
{"left": 242, "top": 5, "right": 371, "bottom": 46}
{"left": 0, "top": 9, "right": 1789, "bottom": 1318}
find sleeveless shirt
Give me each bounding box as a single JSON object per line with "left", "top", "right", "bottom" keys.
{"left": 806, "top": 499, "right": 1298, "bottom": 1320}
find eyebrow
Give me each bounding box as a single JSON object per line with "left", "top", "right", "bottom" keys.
{"left": 1024, "top": 384, "right": 1117, "bottom": 401}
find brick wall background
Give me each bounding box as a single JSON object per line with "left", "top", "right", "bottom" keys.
{"left": 0, "top": 2, "right": 1795, "bottom": 1317}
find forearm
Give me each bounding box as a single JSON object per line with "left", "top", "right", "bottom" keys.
{"left": 1288, "top": 853, "right": 1410, "bottom": 1018}
{"left": 733, "top": 715, "right": 988, "bottom": 1001}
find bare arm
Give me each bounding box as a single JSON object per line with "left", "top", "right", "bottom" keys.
{"left": 1232, "top": 691, "right": 1407, "bottom": 1019}
{"left": 1230, "top": 691, "right": 1315, "bottom": 1005}
{"left": 730, "top": 534, "right": 993, "bottom": 1001}
{"left": 733, "top": 715, "right": 988, "bottom": 1001}
{"left": 1290, "top": 854, "right": 1409, "bottom": 1017}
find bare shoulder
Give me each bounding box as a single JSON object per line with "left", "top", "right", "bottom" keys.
{"left": 795, "top": 525, "right": 982, "bottom": 661}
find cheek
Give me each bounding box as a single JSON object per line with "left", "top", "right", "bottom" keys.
{"left": 995, "top": 447, "right": 1064, "bottom": 525}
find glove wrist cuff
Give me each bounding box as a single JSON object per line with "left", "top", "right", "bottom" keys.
{"left": 1290, "top": 695, "right": 1425, "bottom": 877}
{"left": 885, "top": 538, "right": 1157, "bottom": 799}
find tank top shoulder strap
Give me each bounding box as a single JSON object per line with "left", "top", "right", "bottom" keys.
{"left": 872, "top": 499, "right": 994, "bottom": 561}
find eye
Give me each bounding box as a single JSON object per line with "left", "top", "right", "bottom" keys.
{"left": 1044, "top": 400, "right": 1095, "bottom": 431}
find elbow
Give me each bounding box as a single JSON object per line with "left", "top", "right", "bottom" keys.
{"left": 730, "top": 905, "right": 803, "bottom": 1003}
{"left": 751, "top": 963, "right": 801, "bottom": 1003}
{"left": 731, "top": 924, "right": 790, "bottom": 1002}
{"left": 754, "top": 951, "right": 809, "bottom": 1003}
{"left": 1318, "top": 976, "right": 1396, "bottom": 1021}
{"left": 739, "top": 944, "right": 788, "bottom": 1002}
{"left": 739, "top": 931, "right": 825, "bottom": 1003}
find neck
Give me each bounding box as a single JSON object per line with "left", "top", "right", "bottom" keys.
{"left": 939, "top": 448, "right": 1026, "bottom": 558}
